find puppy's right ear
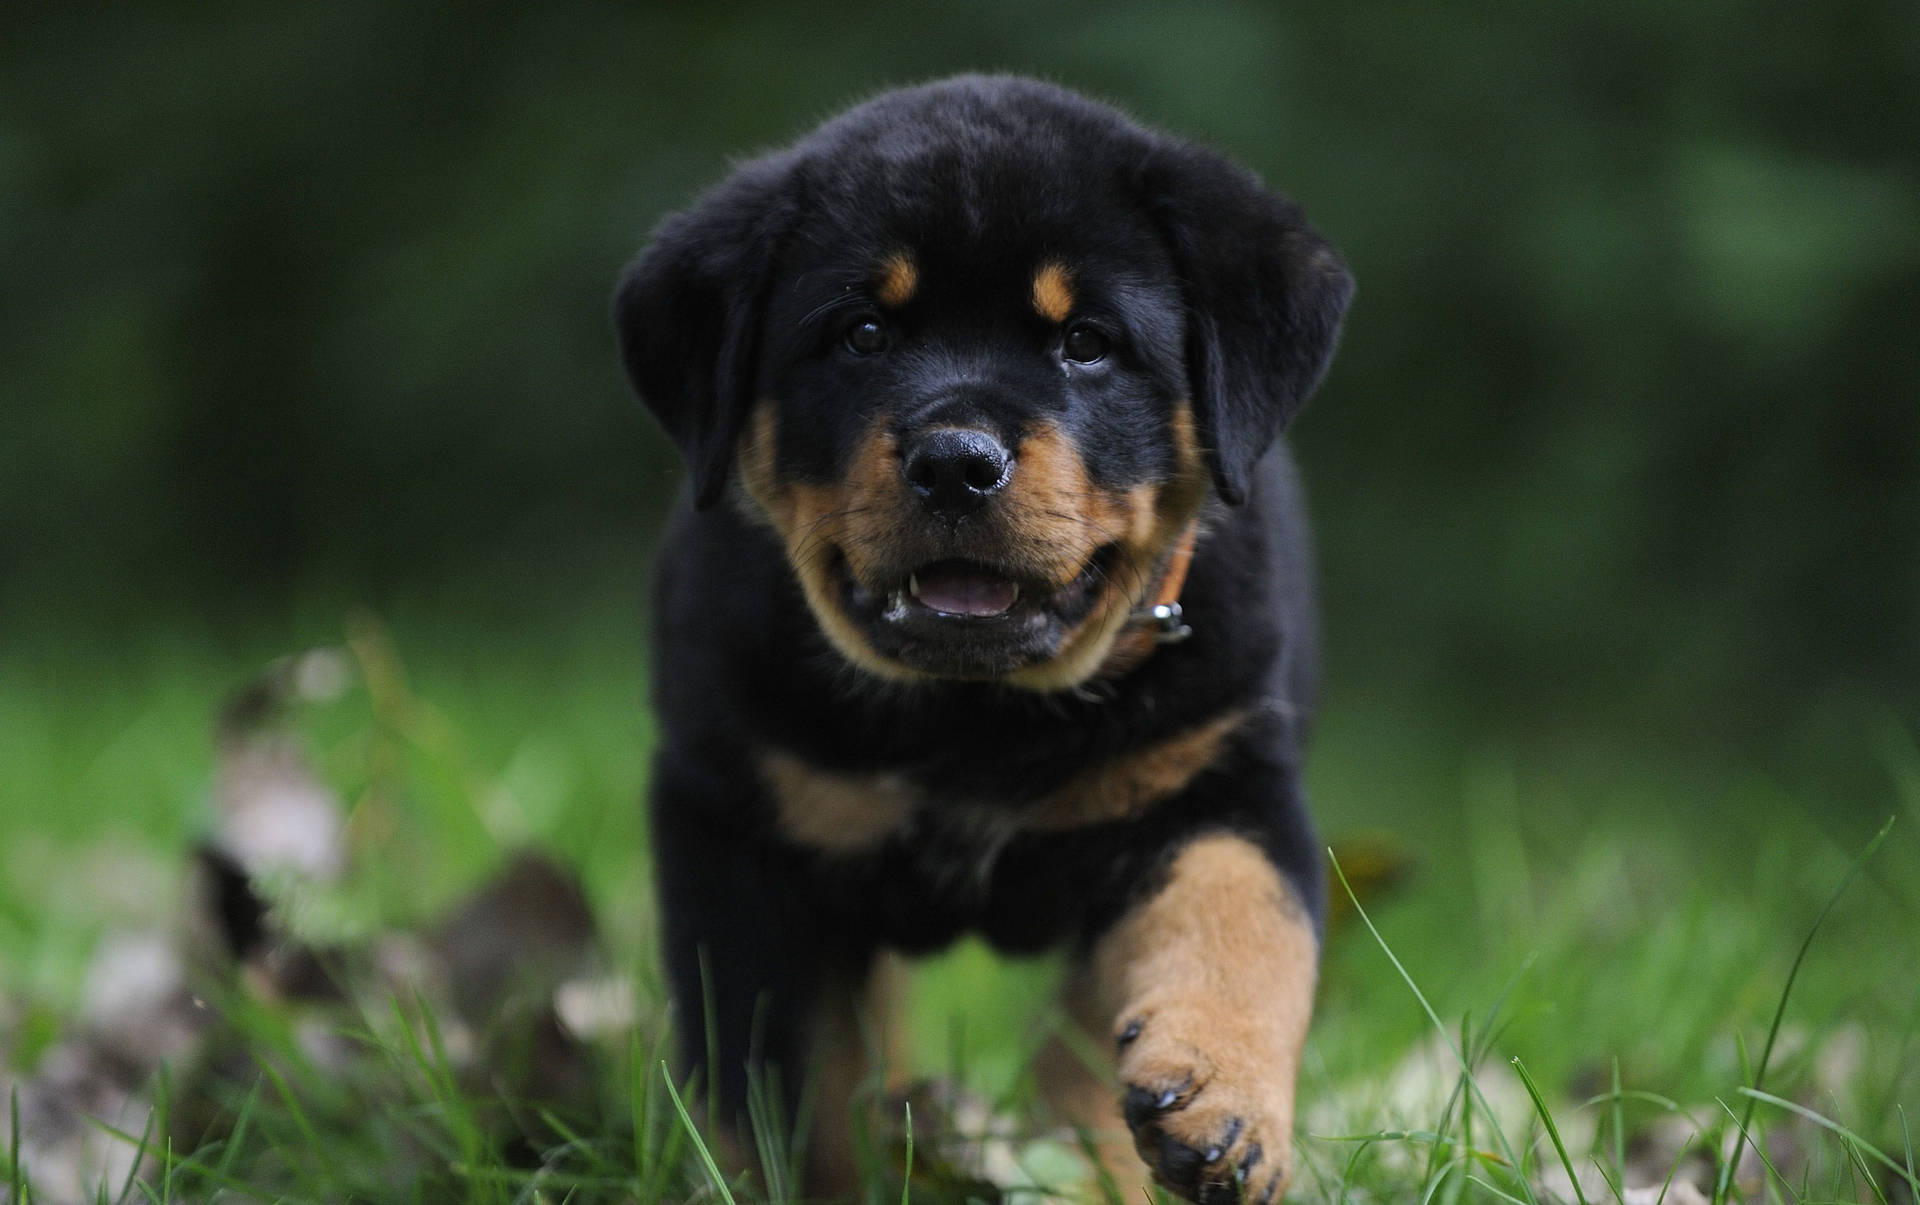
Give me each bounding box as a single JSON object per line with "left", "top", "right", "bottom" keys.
{"left": 614, "top": 158, "right": 800, "bottom": 509}
{"left": 1140, "top": 145, "right": 1353, "bottom": 506}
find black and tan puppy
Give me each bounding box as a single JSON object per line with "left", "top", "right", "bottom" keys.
{"left": 615, "top": 76, "right": 1351, "bottom": 1203}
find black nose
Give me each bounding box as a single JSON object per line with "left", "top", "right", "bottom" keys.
{"left": 901, "top": 428, "right": 1012, "bottom": 517}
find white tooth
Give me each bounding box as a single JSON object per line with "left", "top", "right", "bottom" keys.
{"left": 909, "top": 572, "right": 922, "bottom": 599}
{"left": 1009, "top": 584, "right": 1021, "bottom": 603}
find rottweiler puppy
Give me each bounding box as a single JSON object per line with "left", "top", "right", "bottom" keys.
{"left": 615, "top": 75, "right": 1351, "bottom": 1203}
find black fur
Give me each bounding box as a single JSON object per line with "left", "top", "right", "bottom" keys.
{"left": 616, "top": 75, "right": 1349, "bottom": 1156}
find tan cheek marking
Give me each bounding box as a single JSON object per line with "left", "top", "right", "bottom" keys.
{"left": 738, "top": 407, "right": 927, "bottom": 682}
{"left": 1032, "top": 259, "right": 1075, "bottom": 323}
{"left": 1151, "top": 402, "right": 1209, "bottom": 539}
{"left": 876, "top": 252, "right": 918, "bottom": 308}
{"left": 788, "top": 422, "right": 930, "bottom": 682}
{"left": 1002, "top": 423, "right": 1145, "bottom": 691}
{"left": 1003, "top": 421, "right": 1138, "bottom": 560}
{"left": 1124, "top": 483, "right": 1159, "bottom": 548}
{"left": 736, "top": 402, "right": 794, "bottom": 533}
{"left": 1167, "top": 401, "right": 1203, "bottom": 485}
{"left": 1004, "top": 416, "right": 1208, "bottom": 692}
{"left": 1024, "top": 710, "right": 1247, "bottom": 831}
{"left": 758, "top": 751, "right": 917, "bottom": 852}
{"left": 1088, "top": 834, "right": 1318, "bottom": 1198}
{"left": 741, "top": 399, "right": 1205, "bottom": 692}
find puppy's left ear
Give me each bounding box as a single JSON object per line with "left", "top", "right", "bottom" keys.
{"left": 1143, "top": 146, "right": 1354, "bottom": 505}
{"left": 614, "top": 156, "right": 800, "bottom": 509}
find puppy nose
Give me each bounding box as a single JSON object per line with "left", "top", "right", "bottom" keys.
{"left": 901, "top": 428, "right": 1012, "bottom": 517}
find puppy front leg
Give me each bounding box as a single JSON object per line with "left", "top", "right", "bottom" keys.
{"left": 651, "top": 751, "right": 880, "bottom": 1194}
{"left": 1088, "top": 832, "right": 1320, "bottom": 1204}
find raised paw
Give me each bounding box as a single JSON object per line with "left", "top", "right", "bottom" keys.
{"left": 1116, "top": 1012, "right": 1294, "bottom": 1204}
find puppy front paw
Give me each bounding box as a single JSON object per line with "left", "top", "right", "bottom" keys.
{"left": 1116, "top": 1011, "right": 1293, "bottom": 1204}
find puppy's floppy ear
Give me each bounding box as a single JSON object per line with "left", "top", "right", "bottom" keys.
{"left": 1143, "top": 146, "right": 1354, "bottom": 505}
{"left": 614, "top": 157, "right": 800, "bottom": 509}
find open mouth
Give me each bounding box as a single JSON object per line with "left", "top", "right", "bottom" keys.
{"left": 832, "top": 545, "right": 1121, "bottom": 676}
{"left": 888, "top": 548, "right": 1114, "bottom": 623}
{"left": 904, "top": 560, "right": 1022, "bottom": 617}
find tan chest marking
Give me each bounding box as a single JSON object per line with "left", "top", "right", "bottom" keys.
{"left": 1019, "top": 709, "right": 1246, "bottom": 832}
{"left": 759, "top": 709, "right": 1246, "bottom": 853}
{"left": 759, "top": 751, "right": 917, "bottom": 852}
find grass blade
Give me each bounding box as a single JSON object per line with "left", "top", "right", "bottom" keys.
{"left": 1716, "top": 815, "right": 1896, "bottom": 1204}
{"left": 1842, "top": 1133, "right": 1891, "bottom": 1205}
{"left": 1712, "top": 1097, "right": 1799, "bottom": 1205}
{"left": 1900, "top": 1104, "right": 1914, "bottom": 1185}
{"left": 1330, "top": 848, "right": 1538, "bottom": 1205}
{"left": 1609, "top": 1058, "right": 1625, "bottom": 1194}
{"left": 1655, "top": 1131, "right": 1695, "bottom": 1205}
{"left": 1512, "top": 1056, "right": 1586, "bottom": 1205}
{"left": 103, "top": 1100, "right": 156, "bottom": 1205}
{"left": 1735, "top": 1088, "right": 1920, "bottom": 1195}
{"left": 260, "top": 1062, "right": 326, "bottom": 1173}
{"left": 636, "top": 1041, "right": 691, "bottom": 1205}
{"left": 210, "top": 1077, "right": 263, "bottom": 1188}
{"left": 899, "top": 1100, "right": 913, "bottom": 1205}
{"left": 1419, "top": 1157, "right": 1468, "bottom": 1205}
{"left": 538, "top": 1107, "right": 618, "bottom": 1176}
{"left": 1465, "top": 1174, "right": 1533, "bottom": 1205}
{"left": 662, "top": 1060, "right": 737, "bottom": 1205}
{"left": 1589, "top": 1156, "right": 1626, "bottom": 1205}
{"left": 1575, "top": 1089, "right": 1691, "bottom": 1119}
{"left": 10, "top": 1083, "right": 27, "bottom": 1205}
{"left": 699, "top": 951, "right": 721, "bottom": 1141}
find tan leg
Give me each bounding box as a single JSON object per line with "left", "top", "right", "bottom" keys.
{"left": 1037, "top": 969, "right": 1158, "bottom": 1196}
{"left": 802, "top": 954, "right": 908, "bottom": 1199}
{"left": 1078, "top": 833, "right": 1319, "bottom": 1204}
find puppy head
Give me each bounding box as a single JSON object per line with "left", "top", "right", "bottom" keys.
{"left": 617, "top": 76, "right": 1352, "bottom": 689}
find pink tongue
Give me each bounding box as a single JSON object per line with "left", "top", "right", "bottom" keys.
{"left": 913, "top": 565, "right": 1018, "bottom": 616}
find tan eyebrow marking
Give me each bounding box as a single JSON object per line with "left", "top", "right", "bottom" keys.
{"left": 1031, "top": 259, "right": 1074, "bottom": 323}
{"left": 875, "top": 252, "right": 918, "bottom": 307}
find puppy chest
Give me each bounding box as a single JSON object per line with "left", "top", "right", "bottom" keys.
{"left": 752, "top": 711, "right": 1246, "bottom": 943}
{"left": 756, "top": 710, "right": 1243, "bottom": 849}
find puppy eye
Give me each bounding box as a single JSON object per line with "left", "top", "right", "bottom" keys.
{"left": 1061, "top": 323, "right": 1112, "bottom": 365}
{"left": 844, "top": 315, "right": 889, "bottom": 355}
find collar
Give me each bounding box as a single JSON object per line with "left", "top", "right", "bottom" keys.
{"left": 1100, "top": 518, "right": 1200, "bottom": 676}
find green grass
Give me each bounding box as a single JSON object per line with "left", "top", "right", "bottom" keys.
{"left": 1, "top": 606, "right": 1916, "bottom": 1203}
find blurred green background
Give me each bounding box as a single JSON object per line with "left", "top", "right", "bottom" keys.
{"left": 3, "top": 2, "right": 1915, "bottom": 821}
{"left": 4, "top": 12, "right": 1917, "bottom": 1195}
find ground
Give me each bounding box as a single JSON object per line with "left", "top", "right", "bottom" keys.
{"left": 1, "top": 604, "right": 1915, "bottom": 1204}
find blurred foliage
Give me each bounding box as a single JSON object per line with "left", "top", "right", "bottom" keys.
{"left": 2, "top": 2, "right": 1915, "bottom": 780}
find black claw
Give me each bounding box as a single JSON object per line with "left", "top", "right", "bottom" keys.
{"left": 1157, "top": 1130, "right": 1206, "bottom": 1188}
{"left": 1196, "top": 1179, "right": 1240, "bottom": 1205}
{"left": 1237, "top": 1141, "right": 1264, "bottom": 1180}
{"left": 1124, "top": 1083, "right": 1177, "bottom": 1129}
{"left": 1117, "top": 1017, "right": 1144, "bottom": 1047}
{"left": 1208, "top": 1116, "right": 1244, "bottom": 1162}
